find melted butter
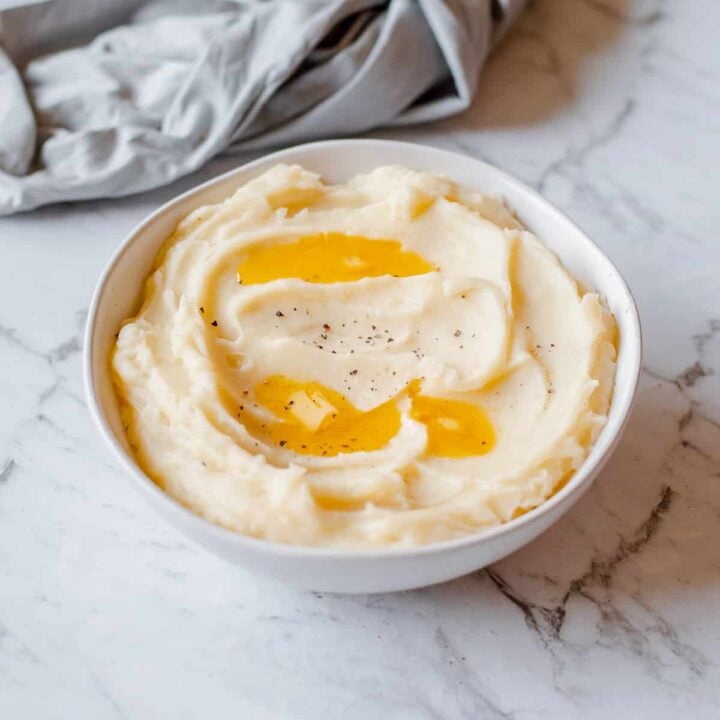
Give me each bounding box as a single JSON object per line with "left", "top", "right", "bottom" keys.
{"left": 235, "top": 375, "right": 494, "bottom": 459}
{"left": 239, "top": 375, "right": 401, "bottom": 457}
{"left": 409, "top": 192, "right": 436, "bottom": 219}
{"left": 231, "top": 232, "right": 491, "bottom": 459}
{"left": 237, "top": 233, "right": 434, "bottom": 285}
{"left": 410, "top": 395, "right": 495, "bottom": 458}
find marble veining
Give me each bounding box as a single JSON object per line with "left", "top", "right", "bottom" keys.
{"left": 1, "top": 1, "right": 719, "bottom": 717}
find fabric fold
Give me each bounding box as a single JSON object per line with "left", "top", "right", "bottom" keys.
{"left": 0, "top": 0, "right": 524, "bottom": 215}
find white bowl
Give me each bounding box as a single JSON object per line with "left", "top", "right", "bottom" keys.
{"left": 84, "top": 139, "right": 641, "bottom": 594}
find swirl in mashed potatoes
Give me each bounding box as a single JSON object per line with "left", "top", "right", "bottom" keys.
{"left": 112, "top": 164, "right": 616, "bottom": 547}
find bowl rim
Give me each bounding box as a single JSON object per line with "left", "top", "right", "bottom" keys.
{"left": 84, "top": 138, "right": 642, "bottom": 559}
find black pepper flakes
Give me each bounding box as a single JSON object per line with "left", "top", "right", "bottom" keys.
{"left": 276, "top": 310, "right": 285, "bottom": 317}
{"left": 211, "top": 320, "right": 218, "bottom": 327}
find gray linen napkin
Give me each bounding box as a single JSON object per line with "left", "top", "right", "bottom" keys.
{"left": 0, "top": 0, "right": 524, "bottom": 215}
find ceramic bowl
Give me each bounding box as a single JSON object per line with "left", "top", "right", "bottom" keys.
{"left": 84, "top": 139, "right": 642, "bottom": 593}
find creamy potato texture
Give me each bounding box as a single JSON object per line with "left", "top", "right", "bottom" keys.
{"left": 112, "top": 165, "right": 617, "bottom": 547}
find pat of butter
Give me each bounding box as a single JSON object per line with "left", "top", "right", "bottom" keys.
{"left": 288, "top": 390, "right": 337, "bottom": 432}
{"left": 437, "top": 416, "right": 461, "bottom": 431}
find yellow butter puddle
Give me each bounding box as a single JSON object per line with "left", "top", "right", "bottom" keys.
{"left": 234, "top": 376, "right": 494, "bottom": 458}
{"left": 231, "top": 234, "right": 492, "bottom": 457}
{"left": 237, "top": 232, "right": 435, "bottom": 285}
{"left": 410, "top": 394, "right": 495, "bottom": 458}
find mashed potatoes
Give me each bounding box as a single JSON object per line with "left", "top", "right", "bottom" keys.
{"left": 112, "top": 165, "right": 616, "bottom": 547}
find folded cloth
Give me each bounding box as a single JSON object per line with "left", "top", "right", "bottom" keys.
{"left": 0, "top": 0, "right": 524, "bottom": 215}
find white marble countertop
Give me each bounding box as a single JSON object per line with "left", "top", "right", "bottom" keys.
{"left": 2, "top": 2, "right": 719, "bottom": 718}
